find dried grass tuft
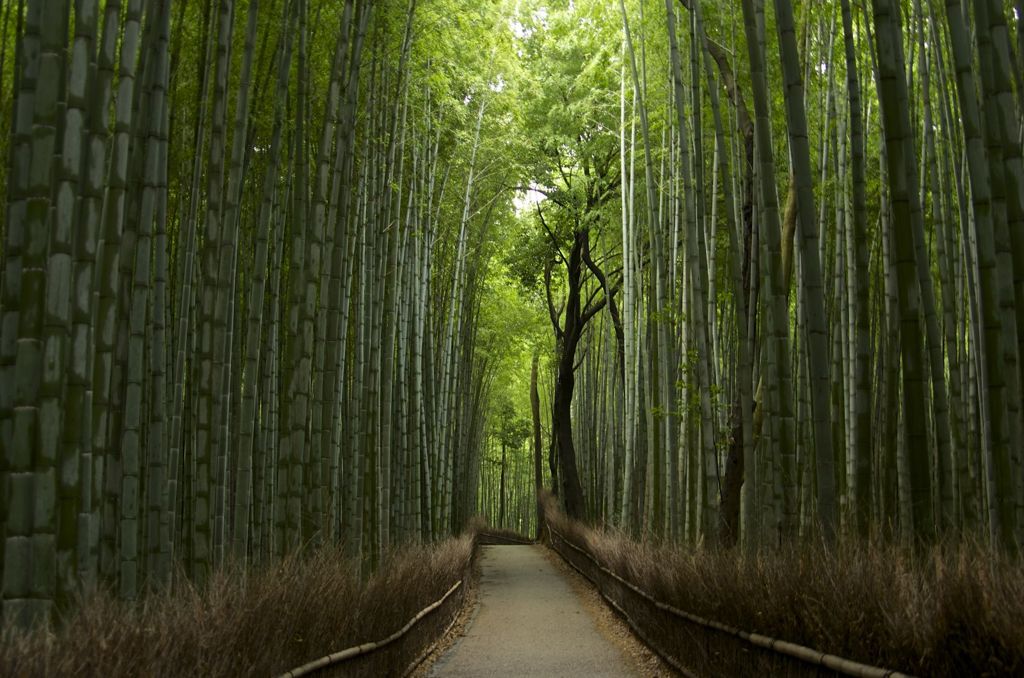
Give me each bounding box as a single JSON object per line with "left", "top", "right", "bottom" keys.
{"left": 0, "top": 535, "right": 475, "bottom": 677}
{"left": 542, "top": 493, "right": 1024, "bottom": 677}
{"left": 473, "top": 519, "right": 533, "bottom": 543}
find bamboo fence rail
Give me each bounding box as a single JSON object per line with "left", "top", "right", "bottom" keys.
{"left": 547, "top": 523, "right": 915, "bottom": 678}
{"left": 276, "top": 580, "right": 464, "bottom": 678}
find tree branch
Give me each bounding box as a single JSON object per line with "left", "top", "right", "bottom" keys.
{"left": 580, "top": 293, "right": 611, "bottom": 326}
{"left": 537, "top": 204, "right": 568, "bottom": 266}
{"left": 544, "top": 257, "right": 565, "bottom": 340}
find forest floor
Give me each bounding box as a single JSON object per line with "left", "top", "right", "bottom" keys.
{"left": 424, "top": 544, "right": 671, "bottom": 677}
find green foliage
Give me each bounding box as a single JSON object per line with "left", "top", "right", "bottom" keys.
{"left": 513, "top": 0, "right": 622, "bottom": 196}
{"left": 475, "top": 254, "right": 549, "bottom": 420}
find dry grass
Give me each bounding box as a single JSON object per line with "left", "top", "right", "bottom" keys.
{"left": 543, "top": 495, "right": 1024, "bottom": 677}
{"left": 0, "top": 536, "right": 475, "bottom": 677}
{"left": 472, "top": 518, "right": 533, "bottom": 543}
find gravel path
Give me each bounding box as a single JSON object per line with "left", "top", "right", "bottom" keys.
{"left": 427, "top": 545, "right": 644, "bottom": 677}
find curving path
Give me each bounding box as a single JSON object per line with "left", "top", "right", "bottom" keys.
{"left": 429, "top": 545, "right": 640, "bottom": 677}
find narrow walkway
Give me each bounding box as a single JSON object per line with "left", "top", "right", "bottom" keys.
{"left": 429, "top": 545, "right": 639, "bottom": 677}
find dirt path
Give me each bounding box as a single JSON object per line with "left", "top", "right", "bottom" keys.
{"left": 427, "top": 545, "right": 644, "bottom": 677}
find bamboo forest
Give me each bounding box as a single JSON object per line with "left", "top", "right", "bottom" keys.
{"left": 1, "top": 0, "right": 1024, "bottom": 675}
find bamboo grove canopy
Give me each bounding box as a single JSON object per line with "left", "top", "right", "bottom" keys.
{"left": 1, "top": 0, "right": 1024, "bottom": 628}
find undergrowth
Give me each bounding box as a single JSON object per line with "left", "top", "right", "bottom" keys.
{"left": 0, "top": 535, "right": 474, "bottom": 677}
{"left": 472, "top": 519, "right": 534, "bottom": 543}
{"left": 544, "top": 495, "right": 1024, "bottom": 677}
